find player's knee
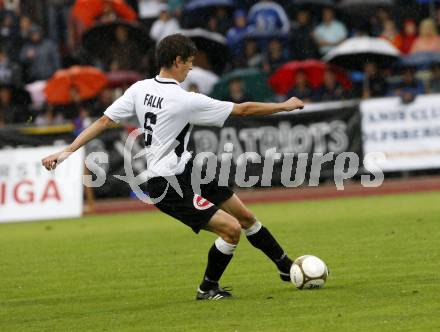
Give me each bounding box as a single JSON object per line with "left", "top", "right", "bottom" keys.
{"left": 224, "top": 220, "right": 241, "bottom": 244}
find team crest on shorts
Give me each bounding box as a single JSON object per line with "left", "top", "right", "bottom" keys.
{"left": 193, "top": 194, "right": 214, "bottom": 210}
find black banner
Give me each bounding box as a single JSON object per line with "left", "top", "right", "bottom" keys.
{"left": 190, "top": 102, "right": 363, "bottom": 187}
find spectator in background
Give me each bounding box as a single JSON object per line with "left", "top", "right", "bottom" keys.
{"left": 428, "top": 64, "right": 440, "bottom": 93}
{"left": 108, "top": 25, "right": 142, "bottom": 71}
{"left": 47, "top": 0, "right": 72, "bottom": 47}
{"left": 410, "top": 18, "right": 440, "bottom": 53}
{"left": 92, "top": 88, "right": 114, "bottom": 117}
{"left": 35, "top": 104, "right": 65, "bottom": 126}
{"left": 369, "top": 7, "right": 391, "bottom": 37}
{"left": 98, "top": 1, "right": 118, "bottom": 24}
{"left": 0, "top": 84, "right": 30, "bottom": 124}
{"left": 19, "top": 25, "right": 60, "bottom": 82}
{"left": 0, "top": 48, "right": 21, "bottom": 86}
{"left": 286, "top": 70, "right": 314, "bottom": 103}
{"left": 0, "top": 85, "right": 14, "bottom": 125}
{"left": 247, "top": 0, "right": 290, "bottom": 35}
{"left": 19, "top": 15, "right": 33, "bottom": 42}
{"left": 401, "top": 19, "right": 417, "bottom": 54}
{"left": 226, "top": 78, "right": 251, "bottom": 103}
{"left": 208, "top": 7, "right": 231, "bottom": 35}
{"left": 0, "top": 10, "right": 18, "bottom": 57}
{"left": 361, "top": 62, "right": 388, "bottom": 99}
{"left": 313, "top": 7, "right": 347, "bottom": 56}
{"left": 262, "top": 38, "right": 288, "bottom": 73}
{"left": 235, "top": 39, "right": 263, "bottom": 68}
{"left": 150, "top": 6, "right": 180, "bottom": 43}
{"left": 226, "top": 10, "right": 249, "bottom": 60}
{"left": 313, "top": 69, "right": 346, "bottom": 102}
{"left": 289, "top": 9, "right": 318, "bottom": 60}
{"left": 392, "top": 67, "right": 425, "bottom": 103}
{"left": 380, "top": 20, "right": 402, "bottom": 50}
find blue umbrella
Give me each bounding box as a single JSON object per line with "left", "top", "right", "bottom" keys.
{"left": 400, "top": 52, "right": 440, "bottom": 69}
{"left": 184, "top": 0, "right": 236, "bottom": 12}
{"left": 292, "top": 0, "right": 335, "bottom": 5}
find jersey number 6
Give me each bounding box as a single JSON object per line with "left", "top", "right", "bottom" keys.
{"left": 144, "top": 112, "right": 157, "bottom": 147}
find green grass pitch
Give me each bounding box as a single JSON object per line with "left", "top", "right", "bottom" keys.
{"left": 1, "top": 191, "right": 440, "bottom": 332}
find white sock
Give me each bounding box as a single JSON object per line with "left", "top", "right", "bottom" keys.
{"left": 214, "top": 237, "right": 237, "bottom": 255}
{"left": 243, "top": 220, "right": 262, "bottom": 236}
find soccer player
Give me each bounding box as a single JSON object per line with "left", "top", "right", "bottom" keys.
{"left": 42, "top": 34, "right": 304, "bottom": 300}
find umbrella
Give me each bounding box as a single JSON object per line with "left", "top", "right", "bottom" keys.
{"left": 82, "top": 21, "right": 152, "bottom": 60}
{"left": 181, "top": 66, "right": 219, "bottom": 95}
{"left": 400, "top": 52, "right": 440, "bottom": 69}
{"left": 44, "top": 66, "right": 108, "bottom": 105}
{"left": 106, "top": 70, "right": 142, "bottom": 88}
{"left": 268, "top": 60, "right": 351, "bottom": 95}
{"left": 292, "top": 0, "right": 335, "bottom": 6}
{"left": 179, "top": 28, "right": 230, "bottom": 75}
{"left": 72, "top": 0, "right": 137, "bottom": 28}
{"left": 338, "top": 0, "right": 395, "bottom": 16}
{"left": 182, "top": 0, "right": 236, "bottom": 28}
{"left": 210, "top": 67, "right": 274, "bottom": 102}
{"left": 323, "top": 37, "right": 401, "bottom": 71}
{"left": 184, "top": 0, "right": 236, "bottom": 12}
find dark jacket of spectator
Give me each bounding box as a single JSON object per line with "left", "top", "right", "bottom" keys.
{"left": 19, "top": 26, "right": 60, "bottom": 82}
{"left": 262, "top": 39, "right": 288, "bottom": 73}
{"left": 286, "top": 70, "right": 314, "bottom": 103}
{"left": 361, "top": 63, "right": 388, "bottom": 99}
{"left": 226, "top": 10, "right": 250, "bottom": 59}
{"left": 289, "top": 10, "right": 319, "bottom": 60}
{"left": 313, "top": 70, "right": 347, "bottom": 102}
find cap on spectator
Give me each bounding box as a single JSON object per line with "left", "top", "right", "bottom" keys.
{"left": 234, "top": 9, "right": 246, "bottom": 19}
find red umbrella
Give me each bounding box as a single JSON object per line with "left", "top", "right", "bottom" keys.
{"left": 268, "top": 60, "right": 351, "bottom": 95}
{"left": 72, "top": 0, "right": 137, "bottom": 28}
{"left": 44, "top": 66, "right": 108, "bottom": 105}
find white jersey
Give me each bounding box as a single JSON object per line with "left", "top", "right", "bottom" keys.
{"left": 104, "top": 75, "right": 233, "bottom": 178}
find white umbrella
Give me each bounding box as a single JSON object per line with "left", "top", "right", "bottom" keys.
{"left": 181, "top": 66, "right": 219, "bottom": 95}
{"left": 178, "top": 28, "right": 229, "bottom": 74}
{"left": 323, "top": 36, "right": 401, "bottom": 71}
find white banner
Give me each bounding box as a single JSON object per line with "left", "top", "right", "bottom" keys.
{"left": 361, "top": 94, "right": 440, "bottom": 171}
{"left": 0, "top": 146, "right": 84, "bottom": 223}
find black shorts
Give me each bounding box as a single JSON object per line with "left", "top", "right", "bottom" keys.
{"left": 145, "top": 160, "right": 234, "bottom": 233}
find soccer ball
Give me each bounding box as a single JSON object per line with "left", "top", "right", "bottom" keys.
{"left": 290, "top": 255, "right": 329, "bottom": 289}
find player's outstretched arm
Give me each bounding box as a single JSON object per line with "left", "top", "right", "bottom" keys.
{"left": 231, "top": 97, "right": 304, "bottom": 117}
{"left": 41, "top": 115, "right": 115, "bottom": 171}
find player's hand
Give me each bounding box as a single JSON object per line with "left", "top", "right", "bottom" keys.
{"left": 283, "top": 97, "right": 304, "bottom": 112}
{"left": 41, "top": 150, "right": 69, "bottom": 171}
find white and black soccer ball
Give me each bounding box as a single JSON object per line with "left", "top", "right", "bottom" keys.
{"left": 290, "top": 255, "right": 329, "bottom": 289}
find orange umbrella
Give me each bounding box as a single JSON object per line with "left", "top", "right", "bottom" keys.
{"left": 44, "top": 66, "right": 108, "bottom": 105}
{"left": 72, "top": 0, "right": 137, "bottom": 28}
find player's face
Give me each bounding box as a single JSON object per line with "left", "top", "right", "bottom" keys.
{"left": 176, "top": 56, "right": 194, "bottom": 82}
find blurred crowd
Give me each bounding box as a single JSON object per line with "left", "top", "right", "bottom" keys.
{"left": 1, "top": 0, "right": 440, "bottom": 129}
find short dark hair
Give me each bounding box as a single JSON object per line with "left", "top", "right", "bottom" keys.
{"left": 155, "top": 34, "right": 197, "bottom": 69}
